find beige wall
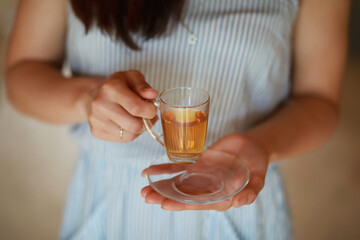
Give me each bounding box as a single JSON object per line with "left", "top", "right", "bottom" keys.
{"left": 0, "top": 1, "right": 359, "bottom": 239}
{"left": 281, "top": 60, "right": 360, "bottom": 240}
{"left": 0, "top": 1, "right": 77, "bottom": 239}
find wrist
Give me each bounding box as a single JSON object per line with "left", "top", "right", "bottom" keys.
{"left": 71, "top": 77, "right": 103, "bottom": 122}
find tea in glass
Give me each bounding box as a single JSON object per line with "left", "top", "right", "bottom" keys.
{"left": 161, "top": 108, "right": 208, "bottom": 162}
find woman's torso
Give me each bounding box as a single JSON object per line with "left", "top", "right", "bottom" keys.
{"left": 61, "top": 1, "right": 298, "bottom": 239}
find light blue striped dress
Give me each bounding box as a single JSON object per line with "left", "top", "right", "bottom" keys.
{"left": 61, "top": 0, "right": 298, "bottom": 239}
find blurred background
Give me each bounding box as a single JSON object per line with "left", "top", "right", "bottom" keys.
{"left": 0, "top": 1, "right": 359, "bottom": 239}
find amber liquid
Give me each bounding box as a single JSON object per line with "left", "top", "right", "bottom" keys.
{"left": 161, "top": 109, "right": 208, "bottom": 162}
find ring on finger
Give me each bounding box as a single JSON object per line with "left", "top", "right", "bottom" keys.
{"left": 119, "top": 127, "right": 124, "bottom": 139}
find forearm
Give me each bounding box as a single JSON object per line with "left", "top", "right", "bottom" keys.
{"left": 244, "top": 95, "right": 339, "bottom": 163}
{"left": 6, "top": 60, "right": 102, "bottom": 123}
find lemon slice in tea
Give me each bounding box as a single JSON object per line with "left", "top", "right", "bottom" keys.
{"left": 174, "top": 108, "right": 198, "bottom": 123}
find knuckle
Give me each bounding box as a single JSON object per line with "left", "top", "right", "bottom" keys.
{"left": 101, "top": 81, "right": 118, "bottom": 96}
{"left": 108, "top": 72, "right": 124, "bottom": 80}
{"left": 127, "top": 69, "right": 144, "bottom": 78}
{"left": 91, "top": 96, "right": 104, "bottom": 110}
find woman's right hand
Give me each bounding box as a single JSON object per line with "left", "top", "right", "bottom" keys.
{"left": 87, "top": 70, "right": 158, "bottom": 142}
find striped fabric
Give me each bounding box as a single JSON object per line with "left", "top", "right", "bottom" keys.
{"left": 61, "top": 0, "right": 298, "bottom": 239}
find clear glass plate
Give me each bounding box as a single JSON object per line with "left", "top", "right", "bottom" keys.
{"left": 146, "top": 149, "right": 250, "bottom": 204}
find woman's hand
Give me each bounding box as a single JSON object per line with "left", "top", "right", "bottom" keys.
{"left": 141, "top": 133, "right": 270, "bottom": 211}
{"left": 87, "top": 70, "right": 158, "bottom": 142}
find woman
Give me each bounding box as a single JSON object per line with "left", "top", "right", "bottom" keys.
{"left": 6, "top": 0, "right": 349, "bottom": 239}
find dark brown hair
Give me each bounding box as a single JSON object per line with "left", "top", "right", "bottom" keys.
{"left": 70, "top": 0, "right": 186, "bottom": 50}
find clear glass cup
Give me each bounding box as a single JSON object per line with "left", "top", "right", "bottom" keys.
{"left": 143, "top": 87, "right": 210, "bottom": 163}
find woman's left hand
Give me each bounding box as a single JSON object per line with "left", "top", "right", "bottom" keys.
{"left": 141, "top": 133, "right": 270, "bottom": 211}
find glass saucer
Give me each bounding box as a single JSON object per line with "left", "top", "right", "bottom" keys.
{"left": 146, "top": 149, "right": 250, "bottom": 204}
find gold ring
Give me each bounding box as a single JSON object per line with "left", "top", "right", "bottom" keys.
{"left": 119, "top": 127, "right": 124, "bottom": 139}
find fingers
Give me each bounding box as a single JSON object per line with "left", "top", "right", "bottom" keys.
{"left": 89, "top": 109, "right": 120, "bottom": 133}
{"left": 124, "top": 70, "right": 158, "bottom": 99}
{"left": 89, "top": 124, "right": 139, "bottom": 142}
{"left": 145, "top": 191, "right": 168, "bottom": 204}
{"left": 102, "top": 80, "right": 157, "bottom": 119}
{"left": 160, "top": 199, "right": 232, "bottom": 211}
{"left": 89, "top": 108, "right": 140, "bottom": 142}
{"left": 141, "top": 185, "right": 153, "bottom": 197}
{"left": 92, "top": 99, "right": 146, "bottom": 134}
{"left": 104, "top": 71, "right": 157, "bottom": 119}
{"left": 89, "top": 98, "right": 159, "bottom": 141}
{"left": 141, "top": 163, "right": 189, "bottom": 177}
{"left": 141, "top": 186, "right": 232, "bottom": 211}
{"left": 232, "top": 173, "right": 265, "bottom": 208}
{"left": 88, "top": 70, "right": 159, "bottom": 142}
{"left": 140, "top": 172, "right": 266, "bottom": 211}
{"left": 141, "top": 186, "right": 168, "bottom": 204}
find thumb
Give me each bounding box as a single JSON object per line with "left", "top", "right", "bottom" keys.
{"left": 125, "top": 70, "right": 158, "bottom": 99}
